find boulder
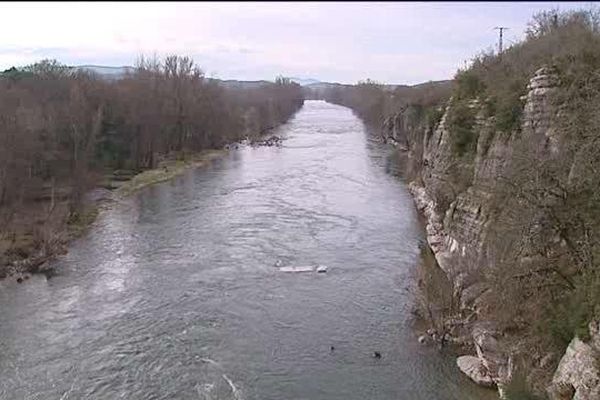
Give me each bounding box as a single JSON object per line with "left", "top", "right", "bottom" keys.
{"left": 473, "top": 324, "right": 511, "bottom": 384}
{"left": 457, "top": 355, "right": 496, "bottom": 388}
{"left": 548, "top": 335, "right": 600, "bottom": 400}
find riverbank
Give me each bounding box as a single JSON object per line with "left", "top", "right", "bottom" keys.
{"left": 113, "top": 149, "right": 225, "bottom": 197}
{"left": 0, "top": 202, "right": 100, "bottom": 281}
{"left": 0, "top": 149, "right": 227, "bottom": 282}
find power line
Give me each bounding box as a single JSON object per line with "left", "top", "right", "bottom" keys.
{"left": 494, "top": 26, "right": 509, "bottom": 55}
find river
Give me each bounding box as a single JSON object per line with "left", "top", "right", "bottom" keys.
{"left": 0, "top": 101, "right": 496, "bottom": 400}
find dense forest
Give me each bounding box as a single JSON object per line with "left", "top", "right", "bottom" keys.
{"left": 0, "top": 56, "right": 303, "bottom": 277}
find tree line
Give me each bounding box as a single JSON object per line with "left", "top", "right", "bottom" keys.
{"left": 0, "top": 55, "right": 303, "bottom": 273}
{"left": 316, "top": 79, "right": 453, "bottom": 129}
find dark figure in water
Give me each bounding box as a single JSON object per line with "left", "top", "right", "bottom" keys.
{"left": 330, "top": 346, "right": 335, "bottom": 352}
{"left": 373, "top": 351, "right": 381, "bottom": 359}
{"left": 439, "top": 331, "right": 448, "bottom": 350}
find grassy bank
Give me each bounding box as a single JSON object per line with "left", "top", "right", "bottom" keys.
{"left": 114, "top": 149, "right": 225, "bottom": 197}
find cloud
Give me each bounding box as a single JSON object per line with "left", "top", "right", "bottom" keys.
{"left": 0, "top": 1, "right": 592, "bottom": 83}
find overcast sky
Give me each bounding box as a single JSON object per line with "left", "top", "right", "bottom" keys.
{"left": 0, "top": 1, "right": 592, "bottom": 84}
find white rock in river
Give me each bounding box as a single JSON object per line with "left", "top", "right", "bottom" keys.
{"left": 279, "top": 266, "right": 315, "bottom": 273}
{"left": 456, "top": 355, "right": 495, "bottom": 388}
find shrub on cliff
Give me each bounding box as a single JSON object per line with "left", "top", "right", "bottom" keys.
{"left": 454, "top": 69, "right": 485, "bottom": 100}
{"left": 446, "top": 100, "right": 477, "bottom": 157}
{"left": 546, "top": 272, "right": 600, "bottom": 346}
{"left": 425, "top": 106, "right": 445, "bottom": 132}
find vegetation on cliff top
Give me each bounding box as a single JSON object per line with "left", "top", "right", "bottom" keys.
{"left": 451, "top": 6, "right": 600, "bottom": 140}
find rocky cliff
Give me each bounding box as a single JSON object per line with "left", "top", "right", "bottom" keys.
{"left": 388, "top": 67, "right": 600, "bottom": 399}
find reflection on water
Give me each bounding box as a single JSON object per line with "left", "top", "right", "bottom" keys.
{"left": 0, "top": 101, "right": 496, "bottom": 400}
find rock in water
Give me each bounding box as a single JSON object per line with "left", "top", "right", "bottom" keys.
{"left": 278, "top": 264, "right": 329, "bottom": 273}
{"left": 278, "top": 266, "right": 315, "bottom": 273}
{"left": 456, "top": 356, "right": 495, "bottom": 388}
{"left": 316, "top": 265, "right": 328, "bottom": 273}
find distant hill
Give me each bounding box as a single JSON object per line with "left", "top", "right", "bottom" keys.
{"left": 218, "top": 77, "right": 323, "bottom": 87}
{"left": 69, "top": 67, "right": 312, "bottom": 89}
{"left": 302, "top": 79, "right": 455, "bottom": 103}
{"left": 305, "top": 81, "right": 350, "bottom": 90}
{"left": 65, "top": 66, "right": 452, "bottom": 97}
{"left": 213, "top": 79, "right": 273, "bottom": 89}
{"left": 288, "top": 77, "right": 321, "bottom": 86}
{"left": 74, "top": 65, "right": 135, "bottom": 80}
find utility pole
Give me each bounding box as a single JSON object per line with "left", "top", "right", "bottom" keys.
{"left": 494, "top": 26, "right": 509, "bottom": 56}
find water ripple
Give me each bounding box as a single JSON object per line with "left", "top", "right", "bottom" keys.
{"left": 0, "top": 101, "right": 497, "bottom": 400}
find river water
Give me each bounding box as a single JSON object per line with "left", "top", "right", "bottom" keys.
{"left": 0, "top": 101, "right": 496, "bottom": 400}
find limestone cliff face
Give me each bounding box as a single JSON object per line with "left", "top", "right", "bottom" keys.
{"left": 413, "top": 67, "right": 560, "bottom": 287}
{"left": 388, "top": 67, "right": 599, "bottom": 397}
